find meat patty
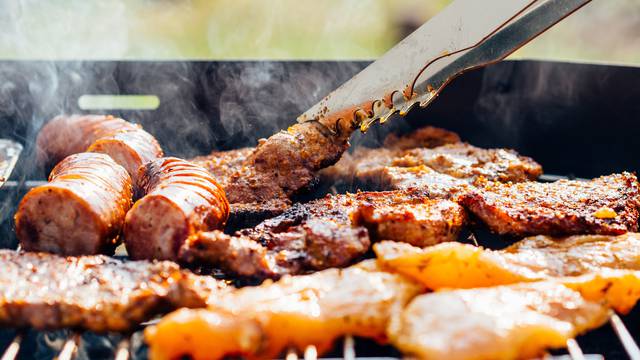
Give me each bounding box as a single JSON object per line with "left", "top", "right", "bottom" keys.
{"left": 124, "top": 157, "right": 229, "bottom": 261}
{"left": 180, "top": 189, "right": 466, "bottom": 279}
{"left": 36, "top": 114, "right": 163, "bottom": 185}
{"left": 461, "top": 172, "right": 640, "bottom": 236}
{"left": 15, "top": 153, "right": 133, "bottom": 255}
{"left": 0, "top": 250, "right": 226, "bottom": 332}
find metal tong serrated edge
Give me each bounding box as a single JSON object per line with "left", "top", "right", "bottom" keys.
{"left": 0, "top": 139, "right": 23, "bottom": 189}
{"left": 298, "top": 0, "right": 591, "bottom": 135}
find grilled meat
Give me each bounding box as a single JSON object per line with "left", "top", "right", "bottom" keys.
{"left": 389, "top": 281, "right": 610, "bottom": 360}
{"left": 36, "top": 115, "right": 163, "bottom": 185}
{"left": 320, "top": 126, "right": 461, "bottom": 186}
{"left": 0, "top": 250, "right": 226, "bottom": 332}
{"left": 375, "top": 232, "right": 640, "bottom": 290}
{"left": 15, "top": 153, "right": 133, "bottom": 255}
{"left": 179, "top": 190, "right": 466, "bottom": 278}
{"left": 124, "top": 157, "right": 229, "bottom": 261}
{"left": 461, "top": 172, "right": 640, "bottom": 236}
{"left": 191, "top": 147, "right": 254, "bottom": 188}
{"left": 145, "top": 260, "right": 424, "bottom": 360}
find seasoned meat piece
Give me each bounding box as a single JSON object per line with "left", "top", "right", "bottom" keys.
{"left": 191, "top": 147, "right": 254, "bottom": 188}
{"left": 36, "top": 115, "right": 163, "bottom": 185}
{"left": 180, "top": 190, "right": 466, "bottom": 278}
{"left": 393, "top": 142, "right": 542, "bottom": 183}
{"left": 389, "top": 282, "right": 610, "bottom": 360}
{"left": 145, "top": 260, "right": 423, "bottom": 360}
{"left": 358, "top": 165, "right": 470, "bottom": 197}
{"left": 374, "top": 232, "right": 640, "bottom": 290}
{"left": 124, "top": 157, "right": 229, "bottom": 261}
{"left": 0, "top": 250, "right": 227, "bottom": 332}
{"left": 15, "top": 153, "right": 133, "bottom": 255}
{"left": 461, "top": 172, "right": 640, "bottom": 236}
{"left": 320, "top": 126, "right": 461, "bottom": 185}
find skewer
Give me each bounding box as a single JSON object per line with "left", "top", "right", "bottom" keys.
{"left": 114, "top": 338, "right": 130, "bottom": 360}
{"left": 566, "top": 338, "right": 586, "bottom": 360}
{"left": 1, "top": 333, "right": 22, "bottom": 360}
{"left": 303, "top": 345, "right": 317, "bottom": 360}
{"left": 343, "top": 335, "right": 355, "bottom": 360}
{"left": 610, "top": 313, "right": 640, "bottom": 360}
{"left": 285, "top": 347, "right": 298, "bottom": 360}
{"left": 55, "top": 334, "right": 79, "bottom": 360}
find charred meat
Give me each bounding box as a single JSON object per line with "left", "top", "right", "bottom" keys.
{"left": 180, "top": 189, "right": 466, "bottom": 279}
{"left": 461, "top": 172, "right": 640, "bottom": 236}
{"left": 0, "top": 250, "right": 226, "bottom": 332}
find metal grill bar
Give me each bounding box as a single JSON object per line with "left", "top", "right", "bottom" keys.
{"left": 55, "top": 334, "right": 79, "bottom": 360}
{"left": 0, "top": 334, "right": 21, "bottom": 360}
{"left": 610, "top": 314, "right": 640, "bottom": 360}
{"left": 114, "top": 338, "right": 130, "bottom": 360}
{"left": 343, "top": 336, "right": 355, "bottom": 360}
{"left": 566, "top": 339, "right": 586, "bottom": 360}
{"left": 304, "top": 345, "right": 318, "bottom": 360}
{"left": 286, "top": 348, "right": 299, "bottom": 360}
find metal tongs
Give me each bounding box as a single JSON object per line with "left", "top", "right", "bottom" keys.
{"left": 0, "top": 140, "right": 23, "bottom": 189}
{"left": 298, "top": 0, "right": 592, "bottom": 133}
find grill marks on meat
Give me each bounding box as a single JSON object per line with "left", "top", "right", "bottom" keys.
{"left": 389, "top": 281, "right": 610, "bottom": 360}
{"left": 36, "top": 115, "right": 163, "bottom": 186}
{"left": 461, "top": 172, "right": 640, "bottom": 236}
{"left": 0, "top": 250, "right": 226, "bottom": 332}
{"left": 179, "top": 190, "right": 466, "bottom": 279}
{"left": 124, "top": 157, "right": 229, "bottom": 261}
{"left": 374, "top": 232, "right": 640, "bottom": 290}
{"left": 145, "top": 260, "right": 424, "bottom": 360}
{"left": 15, "top": 153, "right": 133, "bottom": 255}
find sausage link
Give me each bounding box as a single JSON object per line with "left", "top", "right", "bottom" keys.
{"left": 124, "top": 157, "right": 229, "bottom": 260}
{"left": 15, "top": 152, "right": 133, "bottom": 255}
{"left": 36, "top": 114, "right": 163, "bottom": 184}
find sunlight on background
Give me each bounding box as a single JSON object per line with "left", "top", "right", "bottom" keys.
{"left": 0, "top": 0, "right": 638, "bottom": 63}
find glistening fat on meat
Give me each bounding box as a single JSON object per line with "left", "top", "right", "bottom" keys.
{"left": 14, "top": 152, "right": 133, "bottom": 255}
{"left": 124, "top": 157, "right": 229, "bottom": 261}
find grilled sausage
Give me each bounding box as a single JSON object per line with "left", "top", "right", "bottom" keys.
{"left": 15, "top": 152, "right": 133, "bottom": 255}
{"left": 124, "top": 157, "right": 229, "bottom": 261}
{"left": 36, "top": 114, "right": 163, "bottom": 184}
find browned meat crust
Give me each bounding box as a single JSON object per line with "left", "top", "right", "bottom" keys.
{"left": 191, "top": 147, "right": 254, "bottom": 189}
{"left": 15, "top": 153, "right": 133, "bottom": 255}
{"left": 180, "top": 189, "right": 466, "bottom": 279}
{"left": 0, "top": 250, "right": 226, "bottom": 332}
{"left": 393, "top": 143, "right": 543, "bottom": 183}
{"left": 124, "top": 157, "right": 229, "bottom": 261}
{"left": 36, "top": 115, "right": 163, "bottom": 185}
{"left": 461, "top": 172, "right": 640, "bottom": 236}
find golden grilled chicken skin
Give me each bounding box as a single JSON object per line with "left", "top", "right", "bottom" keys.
{"left": 145, "top": 260, "right": 423, "bottom": 360}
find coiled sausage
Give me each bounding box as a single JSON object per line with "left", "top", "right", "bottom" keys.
{"left": 124, "top": 157, "right": 229, "bottom": 260}
{"left": 15, "top": 152, "right": 133, "bottom": 255}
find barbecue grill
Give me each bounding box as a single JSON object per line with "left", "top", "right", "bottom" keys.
{"left": 0, "top": 59, "right": 639, "bottom": 359}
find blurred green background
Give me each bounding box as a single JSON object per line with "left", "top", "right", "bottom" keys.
{"left": 0, "top": 0, "right": 638, "bottom": 63}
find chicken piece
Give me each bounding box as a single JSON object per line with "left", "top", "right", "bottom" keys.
{"left": 0, "top": 250, "right": 227, "bottom": 332}
{"left": 461, "top": 172, "right": 640, "bottom": 236}
{"left": 180, "top": 190, "right": 466, "bottom": 278}
{"left": 145, "top": 260, "right": 424, "bottom": 360}
{"left": 389, "top": 282, "right": 610, "bottom": 360}
{"left": 374, "top": 233, "right": 640, "bottom": 290}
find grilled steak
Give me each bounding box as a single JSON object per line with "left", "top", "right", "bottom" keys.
{"left": 375, "top": 232, "right": 640, "bottom": 290}
{"left": 389, "top": 281, "right": 609, "bottom": 360}
{"left": 180, "top": 189, "right": 466, "bottom": 279}
{"left": 124, "top": 157, "right": 229, "bottom": 261}
{"left": 145, "top": 260, "right": 423, "bottom": 360}
{"left": 0, "top": 250, "right": 226, "bottom": 332}
{"left": 15, "top": 153, "right": 133, "bottom": 256}
{"left": 461, "top": 172, "right": 640, "bottom": 236}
